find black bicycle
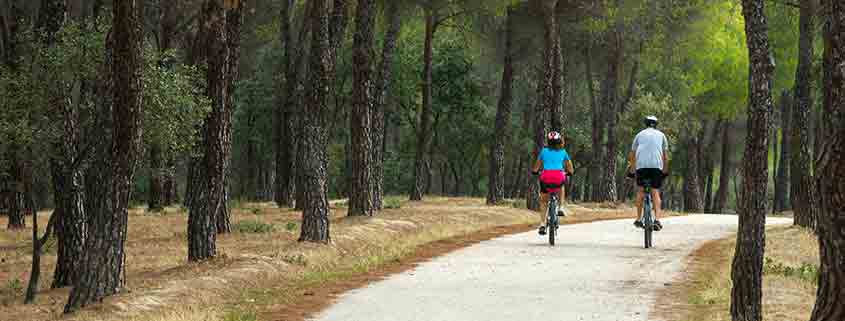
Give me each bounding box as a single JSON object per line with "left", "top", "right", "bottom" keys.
{"left": 641, "top": 179, "right": 656, "bottom": 249}
{"left": 628, "top": 172, "right": 661, "bottom": 249}
{"left": 535, "top": 172, "right": 569, "bottom": 246}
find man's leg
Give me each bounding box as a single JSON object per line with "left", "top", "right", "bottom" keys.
{"left": 652, "top": 188, "right": 662, "bottom": 219}
{"left": 636, "top": 187, "right": 645, "bottom": 220}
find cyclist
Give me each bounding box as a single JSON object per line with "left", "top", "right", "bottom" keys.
{"left": 531, "top": 131, "right": 574, "bottom": 236}
{"left": 626, "top": 115, "right": 668, "bottom": 231}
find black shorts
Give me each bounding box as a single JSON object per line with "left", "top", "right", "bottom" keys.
{"left": 636, "top": 168, "right": 665, "bottom": 189}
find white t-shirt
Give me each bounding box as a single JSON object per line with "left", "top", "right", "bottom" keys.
{"left": 631, "top": 128, "right": 669, "bottom": 170}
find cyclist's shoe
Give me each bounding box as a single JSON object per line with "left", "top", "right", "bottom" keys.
{"left": 634, "top": 220, "right": 644, "bottom": 228}
{"left": 654, "top": 220, "right": 663, "bottom": 231}
{"left": 557, "top": 208, "right": 567, "bottom": 217}
{"left": 538, "top": 225, "right": 547, "bottom": 235}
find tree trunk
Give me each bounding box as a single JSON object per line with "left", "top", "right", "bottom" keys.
{"left": 50, "top": 159, "right": 86, "bottom": 289}
{"left": 64, "top": 0, "right": 143, "bottom": 311}
{"left": 187, "top": 0, "right": 236, "bottom": 261}
{"left": 7, "top": 154, "right": 25, "bottom": 229}
{"left": 585, "top": 41, "right": 604, "bottom": 202}
{"left": 713, "top": 121, "right": 734, "bottom": 213}
{"left": 683, "top": 136, "right": 704, "bottom": 212}
{"left": 809, "top": 2, "right": 845, "bottom": 318}
{"left": 298, "top": 0, "right": 332, "bottom": 243}
{"left": 149, "top": 145, "right": 164, "bottom": 211}
{"left": 599, "top": 26, "right": 622, "bottom": 202}
{"left": 348, "top": 0, "right": 376, "bottom": 216}
{"left": 371, "top": 0, "right": 402, "bottom": 210}
{"left": 731, "top": 2, "right": 774, "bottom": 320}
{"left": 703, "top": 120, "right": 723, "bottom": 212}
{"left": 487, "top": 5, "right": 515, "bottom": 206}
{"left": 774, "top": 91, "right": 791, "bottom": 212}
{"left": 275, "top": 0, "right": 295, "bottom": 207}
{"left": 411, "top": 8, "right": 436, "bottom": 202}
{"left": 792, "top": 0, "right": 820, "bottom": 230}
{"left": 290, "top": 1, "right": 316, "bottom": 210}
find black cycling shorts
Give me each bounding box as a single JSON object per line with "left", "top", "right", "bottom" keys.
{"left": 636, "top": 168, "right": 665, "bottom": 189}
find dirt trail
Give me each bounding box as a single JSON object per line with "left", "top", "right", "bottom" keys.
{"left": 310, "top": 215, "right": 791, "bottom": 321}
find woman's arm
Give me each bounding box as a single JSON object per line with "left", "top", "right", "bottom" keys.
{"left": 532, "top": 159, "right": 543, "bottom": 173}
{"left": 565, "top": 160, "right": 574, "bottom": 175}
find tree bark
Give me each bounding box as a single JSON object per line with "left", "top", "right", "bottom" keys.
{"left": 731, "top": 1, "right": 774, "bottom": 320}
{"left": 683, "top": 137, "right": 704, "bottom": 212}
{"left": 703, "top": 120, "right": 723, "bottom": 212}
{"left": 487, "top": 5, "right": 515, "bottom": 206}
{"left": 410, "top": 7, "right": 437, "bottom": 202}
{"left": 774, "top": 91, "right": 791, "bottom": 212}
{"left": 286, "top": 1, "right": 315, "bottom": 210}
{"left": 371, "top": 0, "right": 402, "bottom": 210}
{"left": 584, "top": 41, "right": 604, "bottom": 202}
{"left": 275, "top": 0, "right": 294, "bottom": 207}
{"left": 809, "top": 2, "right": 845, "bottom": 318}
{"left": 348, "top": 0, "right": 376, "bottom": 216}
{"left": 187, "top": 0, "right": 236, "bottom": 261}
{"left": 599, "top": 25, "right": 622, "bottom": 202}
{"left": 6, "top": 153, "right": 25, "bottom": 230}
{"left": 149, "top": 145, "right": 164, "bottom": 211}
{"left": 65, "top": 0, "right": 143, "bottom": 311}
{"left": 298, "top": 0, "right": 332, "bottom": 243}
{"left": 713, "top": 121, "right": 734, "bottom": 213}
{"left": 791, "top": 0, "right": 820, "bottom": 230}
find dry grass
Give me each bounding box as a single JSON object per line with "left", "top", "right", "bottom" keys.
{"left": 657, "top": 225, "right": 818, "bottom": 321}
{"left": 0, "top": 197, "right": 638, "bottom": 321}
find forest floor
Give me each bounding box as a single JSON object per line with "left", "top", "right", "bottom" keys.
{"left": 0, "top": 197, "right": 641, "bottom": 321}
{"left": 655, "top": 220, "right": 819, "bottom": 321}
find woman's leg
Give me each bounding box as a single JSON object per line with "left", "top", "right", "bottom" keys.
{"left": 539, "top": 192, "right": 549, "bottom": 226}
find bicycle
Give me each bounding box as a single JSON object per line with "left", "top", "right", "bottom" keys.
{"left": 535, "top": 172, "right": 569, "bottom": 246}
{"left": 628, "top": 172, "right": 662, "bottom": 249}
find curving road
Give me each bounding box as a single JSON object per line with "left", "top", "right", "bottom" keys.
{"left": 310, "top": 215, "right": 791, "bottom": 321}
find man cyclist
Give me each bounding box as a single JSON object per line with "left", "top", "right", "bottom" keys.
{"left": 626, "top": 116, "right": 668, "bottom": 231}
{"left": 532, "top": 131, "right": 574, "bottom": 236}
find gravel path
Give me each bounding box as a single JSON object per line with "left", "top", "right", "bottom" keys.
{"left": 310, "top": 215, "right": 791, "bottom": 321}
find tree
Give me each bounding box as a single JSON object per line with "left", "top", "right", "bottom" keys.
{"left": 713, "top": 120, "right": 734, "bottom": 213}
{"left": 65, "top": 0, "right": 144, "bottom": 311}
{"left": 187, "top": 0, "right": 242, "bottom": 261}
{"left": 487, "top": 5, "right": 515, "bottom": 206}
{"left": 298, "top": 0, "right": 332, "bottom": 242}
{"left": 348, "top": 0, "right": 376, "bottom": 216}
{"left": 683, "top": 135, "right": 704, "bottom": 212}
{"left": 274, "top": 0, "right": 294, "bottom": 207}
{"left": 807, "top": 1, "right": 845, "bottom": 319}
{"left": 371, "top": 0, "right": 403, "bottom": 210}
{"left": 730, "top": 1, "right": 774, "bottom": 320}
{"left": 598, "top": 22, "right": 622, "bottom": 203}
{"left": 791, "top": 0, "right": 819, "bottom": 229}
{"left": 773, "top": 91, "right": 790, "bottom": 212}
{"left": 410, "top": 4, "right": 438, "bottom": 201}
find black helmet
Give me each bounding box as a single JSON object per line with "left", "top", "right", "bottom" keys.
{"left": 644, "top": 115, "right": 658, "bottom": 128}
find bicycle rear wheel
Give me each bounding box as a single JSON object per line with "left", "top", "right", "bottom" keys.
{"left": 548, "top": 200, "right": 557, "bottom": 246}
{"left": 645, "top": 227, "right": 653, "bottom": 248}
{"left": 643, "top": 196, "right": 653, "bottom": 249}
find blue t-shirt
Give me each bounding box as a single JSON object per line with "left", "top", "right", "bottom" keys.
{"left": 539, "top": 147, "right": 570, "bottom": 170}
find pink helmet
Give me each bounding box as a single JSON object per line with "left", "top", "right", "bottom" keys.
{"left": 547, "top": 131, "right": 562, "bottom": 145}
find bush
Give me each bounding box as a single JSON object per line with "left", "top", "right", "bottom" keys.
{"left": 285, "top": 222, "right": 298, "bottom": 232}
{"left": 384, "top": 197, "right": 402, "bottom": 209}
{"left": 764, "top": 257, "right": 819, "bottom": 283}
{"left": 223, "top": 309, "right": 257, "bottom": 321}
{"left": 233, "top": 220, "right": 275, "bottom": 234}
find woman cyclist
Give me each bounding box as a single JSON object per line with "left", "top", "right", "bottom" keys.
{"left": 531, "top": 131, "right": 574, "bottom": 236}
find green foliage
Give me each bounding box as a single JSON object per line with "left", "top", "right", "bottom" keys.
{"left": 233, "top": 220, "right": 276, "bottom": 234}
{"left": 285, "top": 222, "right": 298, "bottom": 232}
{"left": 763, "top": 257, "right": 819, "bottom": 283}
{"left": 142, "top": 49, "right": 211, "bottom": 158}
{"left": 383, "top": 196, "right": 403, "bottom": 209}
{"left": 222, "top": 309, "right": 258, "bottom": 321}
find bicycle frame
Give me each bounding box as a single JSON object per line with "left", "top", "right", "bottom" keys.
{"left": 642, "top": 183, "right": 655, "bottom": 249}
